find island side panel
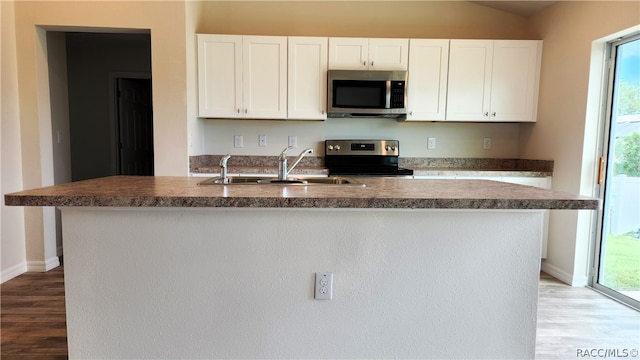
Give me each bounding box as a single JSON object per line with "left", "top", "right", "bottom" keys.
{"left": 61, "top": 207, "right": 543, "bottom": 359}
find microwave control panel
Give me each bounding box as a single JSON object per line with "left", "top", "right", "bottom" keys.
{"left": 390, "top": 81, "right": 406, "bottom": 108}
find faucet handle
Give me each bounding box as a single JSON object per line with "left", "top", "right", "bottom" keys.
{"left": 279, "top": 146, "right": 294, "bottom": 158}
{"left": 219, "top": 154, "right": 231, "bottom": 167}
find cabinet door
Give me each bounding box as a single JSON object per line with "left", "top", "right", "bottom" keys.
{"left": 406, "top": 39, "right": 449, "bottom": 121}
{"left": 288, "top": 37, "right": 328, "bottom": 120}
{"left": 446, "top": 40, "right": 493, "bottom": 121}
{"left": 368, "top": 38, "right": 409, "bottom": 70}
{"left": 490, "top": 40, "right": 541, "bottom": 122}
{"left": 242, "top": 36, "right": 287, "bottom": 119}
{"left": 197, "top": 34, "right": 243, "bottom": 118}
{"left": 328, "top": 37, "right": 369, "bottom": 70}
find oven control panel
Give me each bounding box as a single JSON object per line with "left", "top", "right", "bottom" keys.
{"left": 325, "top": 140, "right": 400, "bottom": 156}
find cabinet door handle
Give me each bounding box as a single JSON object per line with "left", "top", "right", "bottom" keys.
{"left": 371, "top": 61, "right": 374, "bottom": 67}
{"left": 483, "top": 112, "right": 489, "bottom": 117}
{"left": 237, "top": 109, "right": 240, "bottom": 114}
{"left": 244, "top": 109, "right": 248, "bottom": 114}
{"left": 492, "top": 112, "right": 497, "bottom": 117}
{"left": 409, "top": 111, "right": 413, "bottom": 116}
{"left": 363, "top": 60, "right": 366, "bottom": 66}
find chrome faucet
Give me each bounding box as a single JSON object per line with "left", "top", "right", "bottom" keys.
{"left": 278, "top": 147, "right": 314, "bottom": 181}
{"left": 219, "top": 154, "right": 231, "bottom": 184}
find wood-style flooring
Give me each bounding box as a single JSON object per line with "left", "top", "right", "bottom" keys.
{"left": 1, "top": 266, "right": 67, "bottom": 359}
{"left": 1, "top": 268, "right": 638, "bottom": 359}
{"left": 536, "top": 272, "right": 640, "bottom": 359}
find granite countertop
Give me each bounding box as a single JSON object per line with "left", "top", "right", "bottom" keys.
{"left": 4, "top": 176, "right": 598, "bottom": 210}
{"left": 189, "top": 155, "right": 554, "bottom": 177}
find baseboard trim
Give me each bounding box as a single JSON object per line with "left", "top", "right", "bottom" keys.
{"left": 541, "top": 262, "right": 588, "bottom": 287}
{"left": 27, "top": 256, "right": 61, "bottom": 272}
{"left": 1, "top": 262, "right": 28, "bottom": 284}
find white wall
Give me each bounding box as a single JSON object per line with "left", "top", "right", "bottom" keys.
{"left": 203, "top": 119, "right": 521, "bottom": 158}
{"left": 46, "top": 31, "right": 71, "bottom": 259}
{"left": 1, "top": 0, "right": 28, "bottom": 282}
{"left": 521, "top": 1, "right": 640, "bottom": 285}
{"left": 62, "top": 207, "right": 543, "bottom": 358}
{"left": 2, "top": 0, "right": 190, "bottom": 280}
{"left": 186, "top": 1, "right": 205, "bottom": 155}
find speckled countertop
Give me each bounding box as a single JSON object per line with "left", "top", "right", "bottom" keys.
{"left": 4, "top": 176, "right": 598, "bottom": 210}
{"left": 189, "top": 155, "right": 554, "bottom": 177}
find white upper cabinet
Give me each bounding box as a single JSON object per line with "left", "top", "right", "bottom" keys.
{"left": 197, "top": 34, "right": 287, "bottom": 119}
{"left": 368, "top": 38, "right": 409, "bottom": 70}
{"left": 329, "top": 37, "right": 409, "bottom": 70}
{"left": 406, "top": 39, "right": 450, "bottom": 121}
{"left": 446, "top": 40, "right": 542, "bottom": 122}
{"left": 287, "top": 37, "right": 328, "bottom": 120}
{"left": 197, "top": 34, "right": 243, "bottom": 118}
{"left": 490, "top": 41, "right": 542, "bottom": 122}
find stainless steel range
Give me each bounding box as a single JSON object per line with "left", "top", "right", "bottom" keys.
{"left": 324, "top": 139, "right": 413, "bottom": 176}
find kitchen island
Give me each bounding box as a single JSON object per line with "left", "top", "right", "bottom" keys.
{"left": 5, "top": 176, "right": 598, "bottom": 359}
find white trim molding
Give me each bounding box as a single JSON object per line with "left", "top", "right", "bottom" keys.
{"left": 1, "top": 262, "right": 28, "bottom": 284}
{"left": 542, "top": 261, "right": 588, "bottom": 287}
{"left": 27, "top": 256, "right": 61, "bottom": 272}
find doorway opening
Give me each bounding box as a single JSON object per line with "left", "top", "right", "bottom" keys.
{"left": 592, "top": 34, "right": 640, "bottom": 310}
{"left": 47, "top": 30, "right": 153, "bottom": 260}
{"left": 112, "top": 76, "right": 154, "bottom": 175}
{"left": 64, "top": 31, "right": 153, "bottom": 181}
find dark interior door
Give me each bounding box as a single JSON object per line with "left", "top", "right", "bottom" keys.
{"left": 117, "top": 78, "right": 154, "bottom": 175}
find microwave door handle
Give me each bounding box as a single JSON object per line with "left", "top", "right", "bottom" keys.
{"left": 385, "top": 80, "right": 391, "bottom": 109}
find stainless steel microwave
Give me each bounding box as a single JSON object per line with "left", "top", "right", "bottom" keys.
{"left": 327, "top": 70, "right": 408, "bottom": 119}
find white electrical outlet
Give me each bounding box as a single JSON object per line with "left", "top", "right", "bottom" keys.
{"left": 288, "top": 136, "right": 298, "bottom": 148}
{"left": 483, "top": 137, "right": 492, "bottom": 150}
{"left": 315, "top": 272, "right": 333, "bottom": 300}
{"left": 259, "top": 135, "right": 267, "bottom": 147}
{"left": 234, "top": 135, "right": 243, "bottom": 148}
{"left": 427, "top": 137, "right": 436, "bottom": 150}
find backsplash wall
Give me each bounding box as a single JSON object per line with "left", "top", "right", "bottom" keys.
{"left": 201, "top": 118, "right": 520, "bottom": 158}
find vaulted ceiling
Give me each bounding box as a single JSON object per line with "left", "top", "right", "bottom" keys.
{"left": 470, "top": 1, "right": 558, "bottom": 17}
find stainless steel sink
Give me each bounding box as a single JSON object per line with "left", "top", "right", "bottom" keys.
{"left": 198, "top": 176, "right": 364, "bottom": 186}
{"left": 198, "top": 176, "right": 265, "bottom": 185}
